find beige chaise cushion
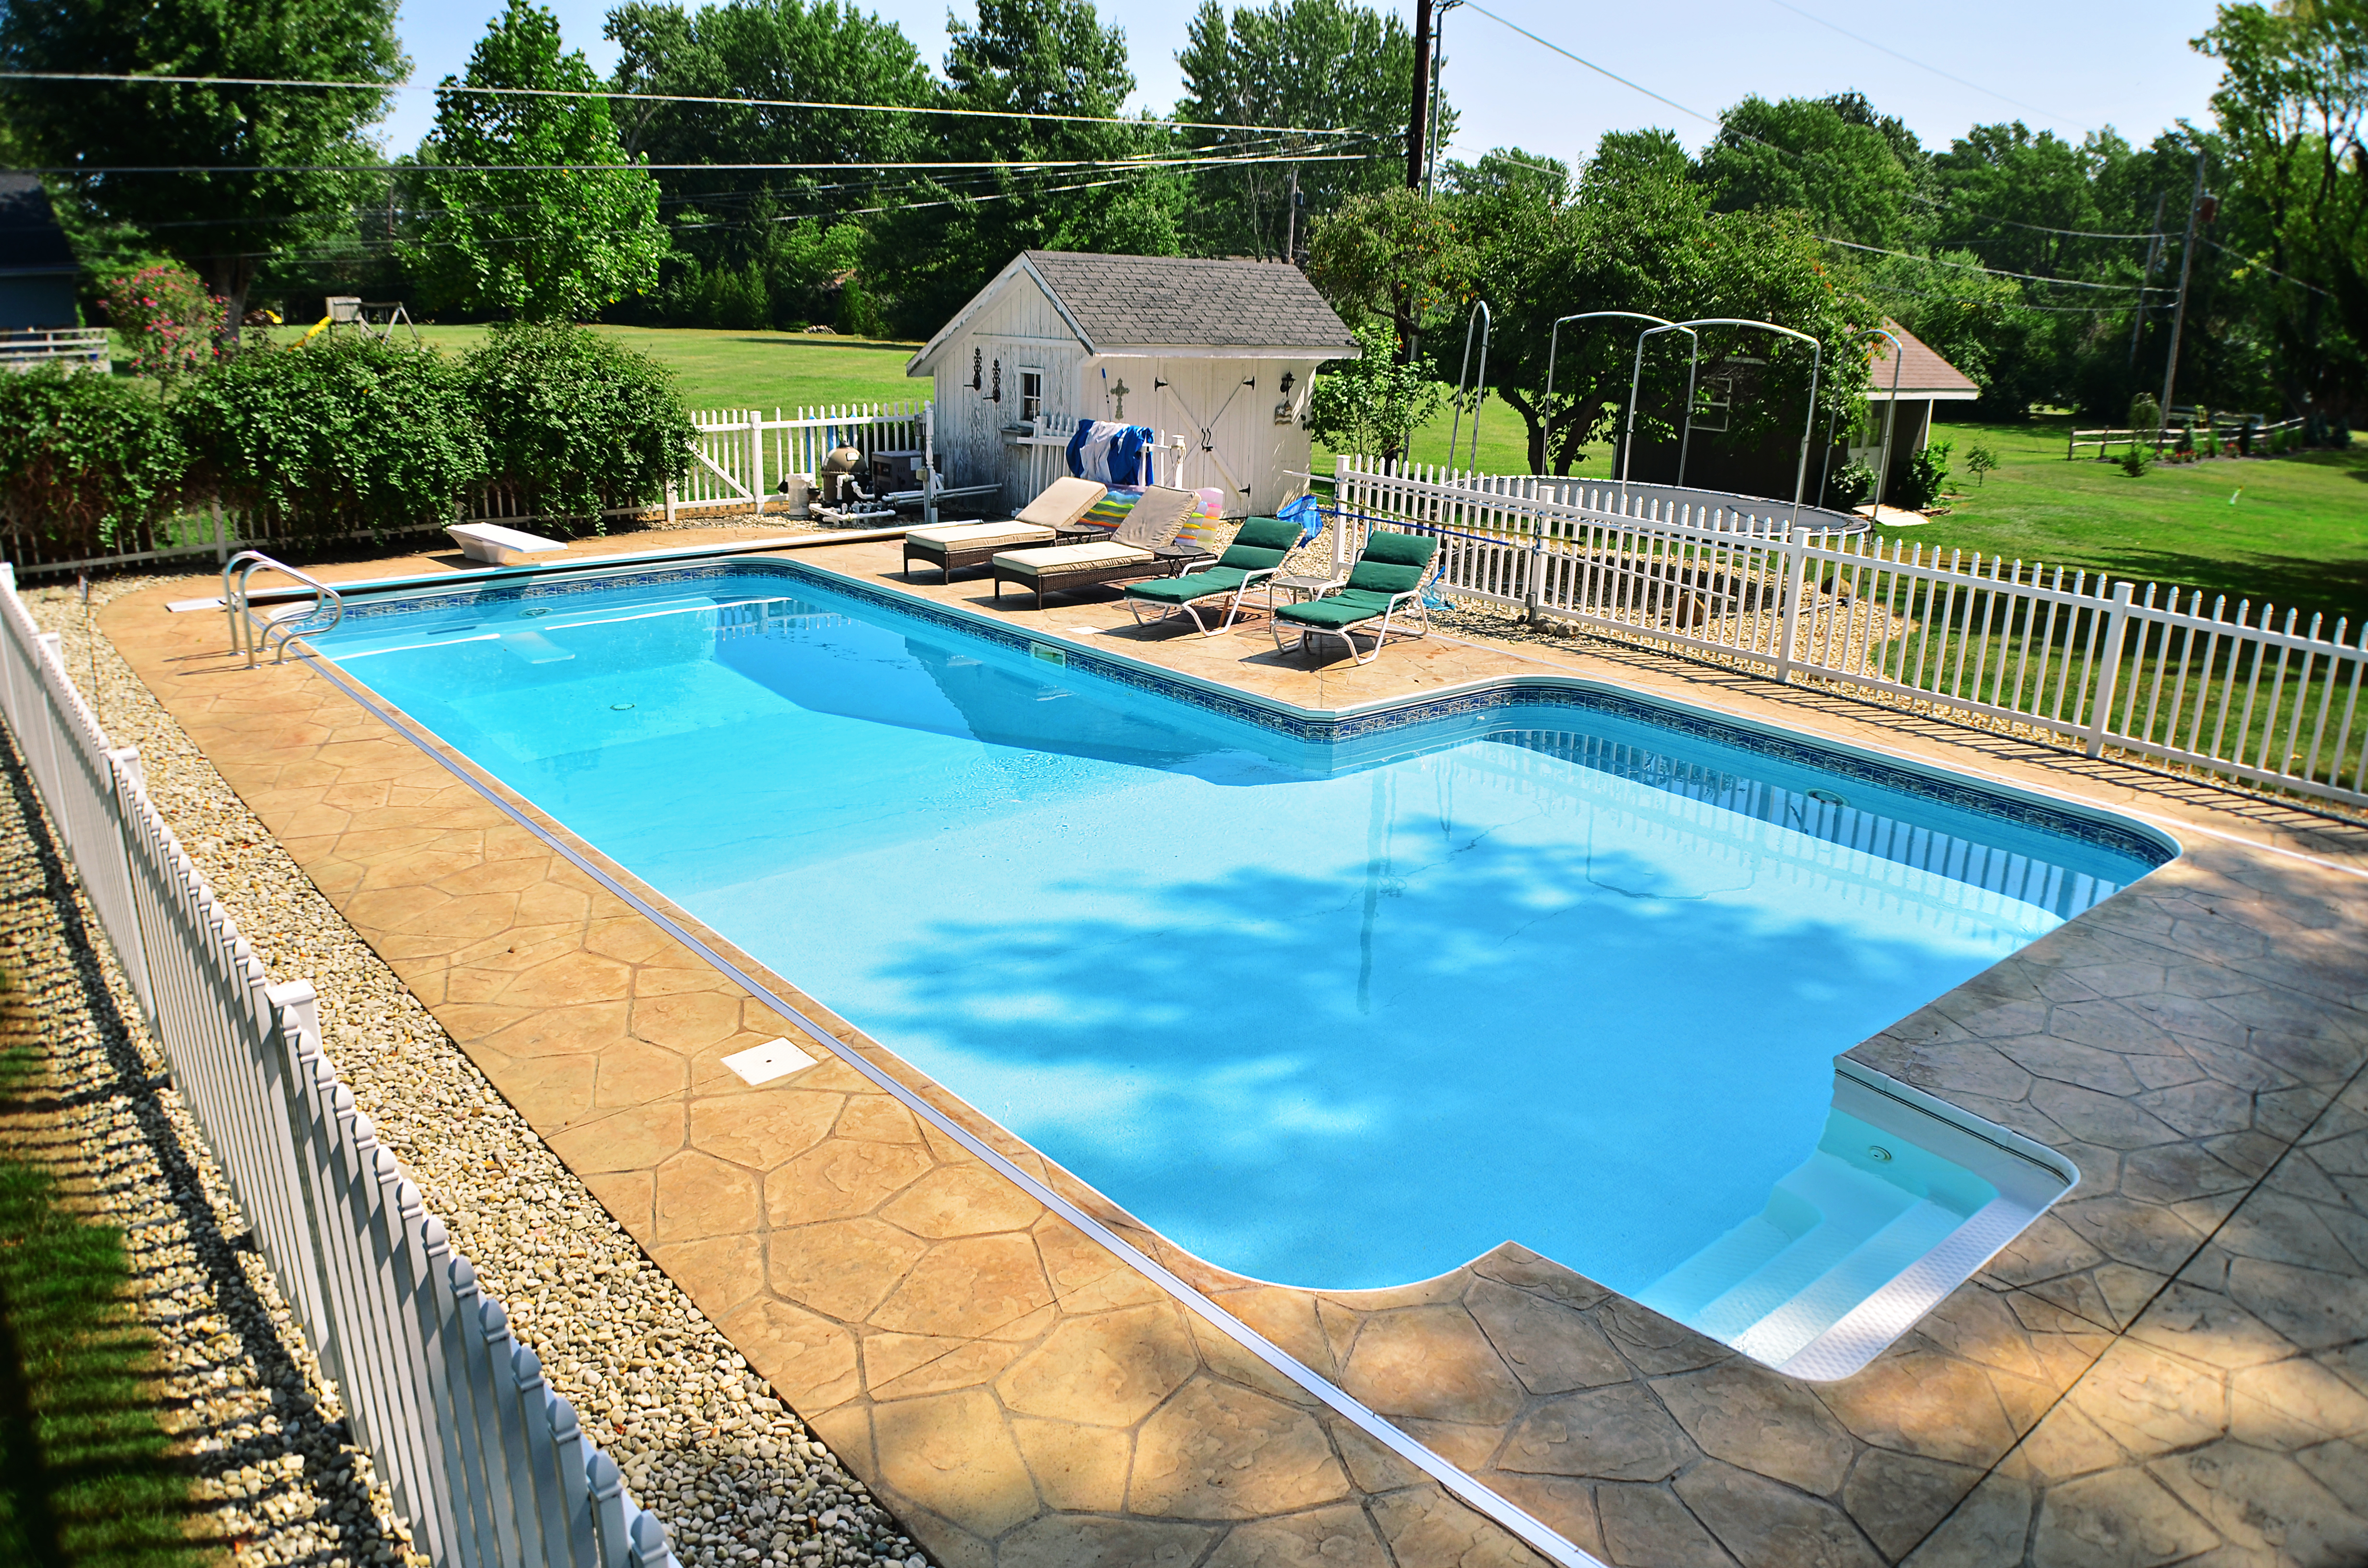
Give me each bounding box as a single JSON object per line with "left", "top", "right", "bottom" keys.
{"left": 905, "top": 520, "right": 1055, "bottom": 550}
{"left": 1014, "top": 476, "right": 1110, "bottom": 529}
{"left": 990, "top": 541, "right": 1153, "bottom": 580}
{"left": 991, "top": 486, "right": 1201, "bottom": 578}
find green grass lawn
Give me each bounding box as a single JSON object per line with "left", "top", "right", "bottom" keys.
{"left": 0, "top": 985, "right": 207, "bottom": 1568}
{"left": 1921, "top": 416, "right": 2368, "bottom": 629}
{"left": 219, "top": 322, "right": 929, "bottom": 410}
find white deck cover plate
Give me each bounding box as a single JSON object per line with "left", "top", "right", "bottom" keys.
{"left": 720, "top": 1036, "right": 818, "bottom": 1085}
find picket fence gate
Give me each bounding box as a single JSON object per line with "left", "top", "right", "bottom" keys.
{"left": 0, "top": 564, "right": 680, "bottom": 1568}
{"left": 1333, "top": 457, "right": 2368, "bottom": 811}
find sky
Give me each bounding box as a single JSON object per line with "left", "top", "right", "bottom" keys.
{"left": 376, "top": 0, "right": 2230, "bottom": 168}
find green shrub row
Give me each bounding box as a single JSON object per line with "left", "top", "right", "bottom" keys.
{"left": 0, "top": 324, "right": 695, "bottom": 558}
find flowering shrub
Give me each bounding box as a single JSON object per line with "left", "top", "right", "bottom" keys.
{"left": 97, "top": 262, "right": 223, "bottom": 379}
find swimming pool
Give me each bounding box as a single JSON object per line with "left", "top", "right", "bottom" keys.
{"left": 313, "top": 561, "right": 2170, "bottom": 1376}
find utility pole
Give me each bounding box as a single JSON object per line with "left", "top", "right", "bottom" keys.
{"left": 2127, "top": 190, "right": 2166, "bottom": 370}
{"left": 1422, "top": 0, "right": 1462, "bottom": 198}
{"left": 1283, "top": 163, "right": 1300, "bottom": 262}
{"left": 1407, "top": 0, "right": 1432, "bottom": 191}
{"left": 2158, "top": 150, "right": 2209, "bottom": 430}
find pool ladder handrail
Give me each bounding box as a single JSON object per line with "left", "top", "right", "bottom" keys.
{"left": 222, "top": 551, "right": 345, "bottom": 667}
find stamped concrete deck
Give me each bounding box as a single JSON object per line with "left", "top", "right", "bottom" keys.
{"left": 96, "top": 532, "right": 2368, "bottom": 1567}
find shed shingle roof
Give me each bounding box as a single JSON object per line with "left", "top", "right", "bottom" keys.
{"left": 1868, "top": 319, "right": 1980, "bottom": 400}
{"left": 1023, "top": 250, "right": 1358, "bottom": 352}
{"left": 0, "top": 174, "right": 76, "bottom": 277}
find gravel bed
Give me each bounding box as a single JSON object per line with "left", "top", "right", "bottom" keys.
{"left": 29, "top": 576, "right": 927, "bottom": 1568}
{"left": 0, "top": 700, "right": 416, "bottom": 1567}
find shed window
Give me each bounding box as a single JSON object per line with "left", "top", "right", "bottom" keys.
{"left": 1690, "top": 376, "right": 1732, "bottom": 432}
{"left": 1019, "top": 367, "right": 1045, "bottom": 424}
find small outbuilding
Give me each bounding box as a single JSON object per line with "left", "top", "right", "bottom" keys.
{"left": 907, "top": 250, "right": 1361, "bottom": 517}
{"left": 1851, "top": 319, "right": 1981, "bottom": 476}
{"left": 0, "top": 174, "right": 80, "bottom": 331}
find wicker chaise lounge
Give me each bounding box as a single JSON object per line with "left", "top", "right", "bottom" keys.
{"left": 901, "top": 476, "right": 1107, "bottom": 583}
{"left": 1271, "top": 530, "right": 1440, "bottom": 664}
{"left": 990, "top": 486, "right": 1200, "bottom": 607}
{"left": 1121, "top": 515, "right": 1302, "bottom": 635}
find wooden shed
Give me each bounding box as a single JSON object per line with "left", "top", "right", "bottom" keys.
{"left": 906, "top": 250, "right": 1361, "bottom": 517}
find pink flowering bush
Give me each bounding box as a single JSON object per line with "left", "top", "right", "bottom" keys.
{"left": 97, "top": 262, "right": 223, "bottom": 379}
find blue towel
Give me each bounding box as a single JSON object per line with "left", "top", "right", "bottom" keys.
{"left": 1278, "top": 494, "right": 1326, "bottom": 546}
{"left": 1066, "top": 420, "right": 1153, "bottom": 487}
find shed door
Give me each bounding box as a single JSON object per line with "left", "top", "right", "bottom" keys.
{"left": 1154, "top": 360, "right": 1259, "bottom": 513}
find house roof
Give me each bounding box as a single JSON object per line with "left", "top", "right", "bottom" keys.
{"left": 0, "top": 175, "right": 77, "bottom": 277}
{"left": 908, "top": 250, "right": 1361, "bottom": 375}
{"left": 1867, "top": 319, "right": 1980, "bottom": 401}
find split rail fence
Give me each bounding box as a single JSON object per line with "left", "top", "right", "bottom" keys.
{"left": 1333, "top": 458, "right": 2368, "bottom": 811}
{"left": 0, "top": 563, "right": 680, "bottom": 1568}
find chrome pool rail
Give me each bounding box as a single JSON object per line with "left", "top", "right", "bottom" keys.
{"left": 224, "top": 550, "right": 345, "bottom": 666}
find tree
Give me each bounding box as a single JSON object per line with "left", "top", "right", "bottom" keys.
{"left": 403, "top": 0, "right": 671, "bottom": 320}
{"left": 1174, "top": 0, "right": 1434, "bottom": 261}
{"left": 1305, "top": 185, "right": 1475, "bottom": 458}
{"left": 604, "top": 0, "right": 936, "bottom": 324}
{"left": 870, "top": 0, "right": 1184, "bottom": 335}
{"left": 1307, "top": 318, "right": 1445, "bottom": 461}
{"left": 1455, "top": 131, "right": 1875, "bottom": 479}
{"left": 0, "top": 0, "right": 404, "bottom": 333}
{"left": 2197, "top": 0, "right": 2368, "bottom": 419}
{"left": 1696, "top": 94, "right": 1926, "bottom": 249}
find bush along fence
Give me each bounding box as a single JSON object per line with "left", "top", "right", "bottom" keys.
{"left": 1332, "top": 457, "right": 2368, "bottom": 812}
{"left": 0, "top": 399, "right": 944, "bottom": 579}
{"left": 0, "top": 564, "right": 681, "bottom": 1568}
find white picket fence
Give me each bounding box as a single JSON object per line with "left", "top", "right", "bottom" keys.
{"left": 0, "top": 564, "right": 679, "bottom": 1568}
{"left": 1333, "top": 458, "right": 2368, "bottom": 810}
{"left": 669, "top": 402, "right": 931, "bottom": 520}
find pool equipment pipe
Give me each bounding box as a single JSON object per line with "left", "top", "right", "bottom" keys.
{"left": 1666, "top": 318, "right": 1824, "bottom": 532}
{"left": 1445, "top": 300, "right": 1492, "bottom": 476}
{"left": 1541, "top": 311, "right": 1688, "bottom": 493}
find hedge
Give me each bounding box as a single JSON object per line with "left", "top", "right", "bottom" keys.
{"left": 462, "top": 323, "right": 693, "bottom": 520}
{"left": 174, "top": 336, "right": 492, "bottom": 539}
{"left": 0, "top": 365, "right": 188, "bottom": 556}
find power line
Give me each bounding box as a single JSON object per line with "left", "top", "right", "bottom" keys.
{"left": 1459, "top": 4, "right": 2170, "bottom": 251}
{"left": 1757, "top": 0, "right": 2092, "bottom": 134}
{"left": 1460, "top": 3, "right": 1718, "bottom": 127}
{"left": 1862, "top": 281, "right": 2164, "bottom": 314}
{"left": 2201, "top": 234, "right": 2333, "bottom": 297}
{"left": 0, "top": 69, "right": 1368, "bottom": 138}
{"left": 1823, "top": 235, "right": 2162, "bottom": 291}
{"left": 17, "top": 150, "right": 1376, "bottom": 175}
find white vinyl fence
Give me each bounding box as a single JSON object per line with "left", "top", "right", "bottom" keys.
{"left": 0, "top": 563, "right": 680, "bottom": 1568}
{"left": 668, "top": 402, "right": 931, "bottom": 520}
{"left": 1334, "top": 458, "right": 2368, "bottom": 811}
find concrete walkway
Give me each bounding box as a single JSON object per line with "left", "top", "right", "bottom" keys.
{"left": 97, "top": 532, "right": 2368, "bottom": 1567}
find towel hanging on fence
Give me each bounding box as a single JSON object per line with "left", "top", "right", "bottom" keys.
{"left": 1278, "top": 493, "right": 1325, "bottom": 547}
{"left": 1066, "top": 421, "right": 1154, "bottom": 487}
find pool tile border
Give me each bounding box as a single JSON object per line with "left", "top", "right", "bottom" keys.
{"left": 325, "top": 556, "right": 2176, "bottom": 870}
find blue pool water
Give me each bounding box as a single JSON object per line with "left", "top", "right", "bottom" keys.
{"left": 316, "top": 564, "right": 2165, "bottom": 1363}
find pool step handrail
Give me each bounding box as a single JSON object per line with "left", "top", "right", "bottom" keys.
{"left": 223, "top": 551, "right": 345, "bottom": 667}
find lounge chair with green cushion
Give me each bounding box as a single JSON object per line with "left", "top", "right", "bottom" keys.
{"left": 1270, "top": 529, "right": 1440, "bottom": 664}
{"left": 1122, "top": 516, "right": 1302, "bottom": 635}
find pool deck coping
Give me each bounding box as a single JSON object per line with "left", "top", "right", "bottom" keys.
{"left": 89, "top": 529, "right": 2368, "bottom": 1568}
